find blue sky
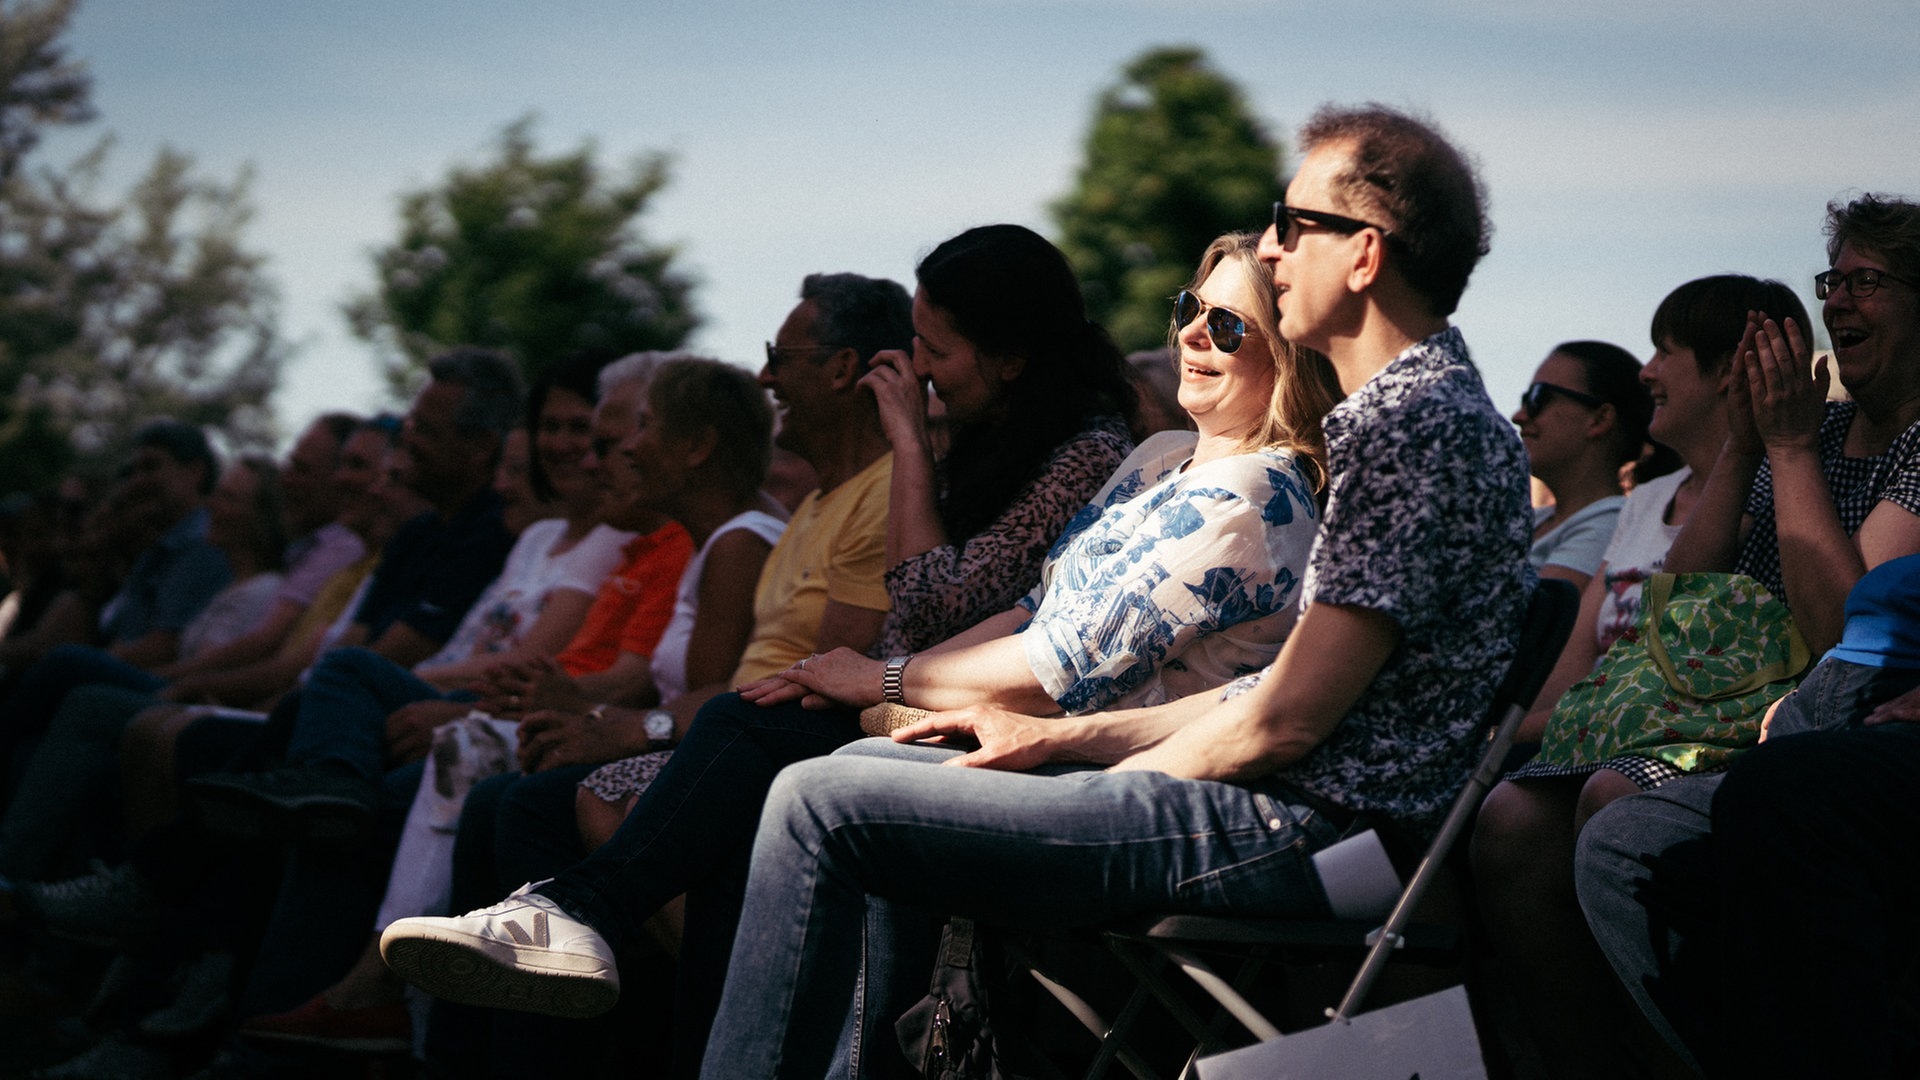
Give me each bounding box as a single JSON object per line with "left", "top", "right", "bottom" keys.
{"left": 46, "top": 0, "right": 1920, "bottom": 441}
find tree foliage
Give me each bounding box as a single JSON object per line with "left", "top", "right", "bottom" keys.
{"left": 1051, "top": 47, "right": 1287, "bottom": 352}
{"left": 345, "top": 118, "right": 700, "bottom": 398}
{"left": 0, "top": 0, "right": 285, "bottom": 493}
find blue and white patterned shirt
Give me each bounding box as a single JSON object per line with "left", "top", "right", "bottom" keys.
{"left": 1233, "top": 328, "right": 1534, "bottom": 837}
{"left": 1019, "top": 430, "right": 1322, "bottom": 714}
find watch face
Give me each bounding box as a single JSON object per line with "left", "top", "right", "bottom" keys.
{"left": 645, "top": 710, "right": 675, "bottom": 741}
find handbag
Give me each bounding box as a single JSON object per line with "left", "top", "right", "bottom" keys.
{"left": 1537, "top": 572, "right": 1810, "bottom": 774}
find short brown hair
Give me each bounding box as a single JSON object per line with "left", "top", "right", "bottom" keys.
{"left": 1299, "top": 104, "right": 1490, "bottom": 318}
{"left": 647, "top": 358, "right": 773, "bottom": 500}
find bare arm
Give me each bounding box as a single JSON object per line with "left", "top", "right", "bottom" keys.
{"left": 860, "top": 350, "right": 946, "bottom": 569}
{"left": 414, "top": 588, "right": 597, "bottom": 692}
{"left": 811, "top": 598, "right": 887, "bottom": 657}
{"left": 107, "top": 629, "right": 180, "bottom": 670}
{"left": 680, "top": 530, "right": 775, "bottom": 691}
{"left": 362, "top": 621, "right": 444, "bottom": 670}
{"left": 1666, "top": 319, "right": 1766, "bottom": 573}
{"left": 1537, "top": 564, "right": 1592, "bottom": 593}
{"left": 1517, "top": 566, "right": 1609, "bottom": 743}
{"left": 155, "top": 597, "right": 306, "bottom": 681}
{"left": 1111, "top": 603, "right": 1399, "bottom": 781}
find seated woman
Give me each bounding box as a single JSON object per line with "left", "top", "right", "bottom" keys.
{"left": 1472, "top": 274, "right": 1803, "bottom": 1079}
{"left": 1513, "top": 339, "right": 1659, "bottom": 591}
{"left": 181, "top": 352, "right": 663, "bottom": 837}
{"left": 381, "top": 228, "right": 1340, "bottom": 1072}
{"left": 1484, "top": 220, "right": 1920, "bottom": 1076}
{"left": 239, "top": 357, "right": 787, "bottom": 1049}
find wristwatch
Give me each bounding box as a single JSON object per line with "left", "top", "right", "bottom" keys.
{"left": 883, "top": 655, "right": 914, "bottom": 704}
{"left": 644, "top": 708, "right": 676, "bottom": 749}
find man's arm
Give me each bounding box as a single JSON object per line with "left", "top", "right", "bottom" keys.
{"left": 1111, "top": 603, "right": 1399, "bottom": 781}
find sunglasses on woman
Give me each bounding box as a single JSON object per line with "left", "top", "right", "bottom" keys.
{"left": 1519, "top": 381, "right": 1606, "bottom": 418}
{"left": 1173, "top": 290, "right": 1254, "bottom": 354}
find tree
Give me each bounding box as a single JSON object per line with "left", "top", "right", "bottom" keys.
{"left": 345, "top": 118, "right": 700, "bottom": 398}
{"left": 1051, "top": 47, "right": 1287, "bottom": 352}
{"left": 0, "top": 0, "right": 286, "bottom": 494}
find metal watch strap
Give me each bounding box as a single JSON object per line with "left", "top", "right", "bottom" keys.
{"left": 883, "top": 654, "right": 913, "bottom": 704}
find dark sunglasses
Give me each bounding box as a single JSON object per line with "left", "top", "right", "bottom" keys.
{"left": 1173, "top": 290, "right": 1257, "bottom": 354}
{"left": 1519, "top": 381, "right": 1606, "bottom": 418}
{"left": 1273, "top": 201, "right": 1396, "bottom": 242}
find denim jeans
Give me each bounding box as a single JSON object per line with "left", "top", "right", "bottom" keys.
{"left": 282, "top": 646, "right": 440, "bottom": 781}
{"left": 0, "top": 683, "right": 158, "bottom": 878}
{"left": 0, "top": 643, "right": 165, "bottom": 763}
{"left": 1579, "top": 724, "right": 1920, "bottom": 1079}
{"left": 700, "top": 740, "right": 1345, "bottom": 1079}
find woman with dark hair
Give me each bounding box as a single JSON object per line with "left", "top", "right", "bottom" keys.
{"left": 1473, "top": 273, "right": 1816, "bottom": 1078}
{"left": 382, "top": 229, "right": 1341, "bottom": 1077}
{"left": 1511, "top": 339, "right": 1657, "bottom": 591}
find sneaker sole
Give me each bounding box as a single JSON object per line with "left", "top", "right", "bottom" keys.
{"left": 380, "top": 927, "right": 619, "bottom": 1019}
{"left": 239, "top": 1028, "right": 411, "bottom": 1054}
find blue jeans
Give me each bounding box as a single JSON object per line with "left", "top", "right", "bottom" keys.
{"left": 0, "top": 683, "right": 158, "bottom": 878}
{"left": 1578, "top": 724, "right": 1920, "bottom": 1079}
{"left": 700, "top": 740, "right": 1345, "bottom": 1079}
{"left": 0, "top": 643, "right": 164, "bottom": 758}
{"left": 283, "top": 647, "right": 440, "bottom": 780}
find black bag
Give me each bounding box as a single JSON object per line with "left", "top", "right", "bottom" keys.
{"left": 895, "top": 918, "right": 1063, "bottom": 1080}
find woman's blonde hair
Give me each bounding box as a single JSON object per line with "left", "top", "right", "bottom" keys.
{"left": 1172, "top": 232, "right": 1343, "bottom": 490}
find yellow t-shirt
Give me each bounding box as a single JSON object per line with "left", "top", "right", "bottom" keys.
{"left": 731, "top": 453, "right": 893, "bottom": 683}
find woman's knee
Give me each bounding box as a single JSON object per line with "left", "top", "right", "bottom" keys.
{"left": 1472, "top": 777, "right": 1577, "bottom": 883}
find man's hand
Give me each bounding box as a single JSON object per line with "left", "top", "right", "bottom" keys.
{"left": 1865, "top": 684, "right": 1920, "bottom": 727}
{"left": 480, "top": 656, "right": 586, "bottom": 718}
{"left": 892, "top": 705, "right": 1058, "bottom": 772}
{"left": 385, "top": 699, "right": 472, "bottom": 764}
{"left": 516, "top": 708, "right": 642, "bottom": 773}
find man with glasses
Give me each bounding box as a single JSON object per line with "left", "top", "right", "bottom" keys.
{"left": 671, "top": 104, "right": 1533, "bottom": 1077}
{"left": 1577, "top": 192, "right": 1920, "bottom": 1078}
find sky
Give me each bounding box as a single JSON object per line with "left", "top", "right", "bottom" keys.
{"left": 42, "top": 0, "right": 1920, "bottom": 446}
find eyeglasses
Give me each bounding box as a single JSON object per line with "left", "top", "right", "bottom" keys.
{"left": 1173, "top": 289, "right": 1255, "bottom": 354}
{"left": 1273, "top": 201, "right": 1395, "bottom": 242}
{"left": 1815, "top": 267, "right": 1914, "bottom": 300}
{"left": 1519, "top": 381, "right": 1606, "bottom": 418}
{"left": 764, "top": 341, "right": 842, "bottom": 369}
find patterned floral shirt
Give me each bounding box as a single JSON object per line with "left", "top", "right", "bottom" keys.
{"left": 1231, "top": 328, "right": 1534, "bottom": 838}
{"left": 1020, "top": 430, "right": 1323, "bottom": 714}
{"left": 871, "top": 416, "right": 1132, "bottom": 658}
{"left": 1735, "top": 400, "right": 1920, "bottom": 607}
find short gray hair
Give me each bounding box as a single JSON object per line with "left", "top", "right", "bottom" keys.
{"left": 799, "top": 273, "right": 912, "bottom": 362}
{"left": 598, "top": 351, "right": 694, "bottom": 401}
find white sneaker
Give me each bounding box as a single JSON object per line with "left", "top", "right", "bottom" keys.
{"left": 378, "top": 883, "right": 619, "bottom": 1018}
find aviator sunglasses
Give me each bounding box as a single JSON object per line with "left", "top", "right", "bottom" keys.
{"left": 1173, "top": 289, "right": 1254, "bottom": 354}
{"left": 1519, "top": 381, "right": 1606, "bottom": 418}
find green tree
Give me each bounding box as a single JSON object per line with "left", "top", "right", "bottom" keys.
{"left": 345, "top": 118, "right": 700, "bottom": 398}
{"left": 1051, "top": 47, "right": 1287, "bottom": 352}
{"left": 0, "top": 0, "right": 285, "bottom": 493}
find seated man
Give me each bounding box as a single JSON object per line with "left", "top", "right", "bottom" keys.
{"left": 382, "top": 104, "right": 1536, "bottom": 1078}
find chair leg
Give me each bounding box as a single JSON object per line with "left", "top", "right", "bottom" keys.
{"left": 1006, "top": 942, "right": 1163, "bottom": 1080}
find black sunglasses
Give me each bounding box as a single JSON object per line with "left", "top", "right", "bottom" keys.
{"left": 764, "top": 341, "right": 842, "bottom": 369}
{"left": 1519, "top": 381, "right": 1606, "bottom": 418}
{"left": 1273, "top": 201, "right": 1395, "bottom": 241}
{"left": 1173, "top": 290, "right": 1254, "bottom": 354}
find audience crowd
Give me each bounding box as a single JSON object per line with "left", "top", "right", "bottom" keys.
{"left": 0, "top": 101, "right": 1915, "bottom": 1080}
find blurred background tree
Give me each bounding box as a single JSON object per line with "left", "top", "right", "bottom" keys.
{"left": 0, "top": 0, "right": 285, "bottom": 493}
{"left": 1051, "top": 46, "right": 1287, "bottom": 352}
{"left": 345, "top": 117, "right": 700, "bottom": 399}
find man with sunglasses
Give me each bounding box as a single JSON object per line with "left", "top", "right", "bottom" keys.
{"left": 671, "top": 104, "right": 1532, "bottom": 1077}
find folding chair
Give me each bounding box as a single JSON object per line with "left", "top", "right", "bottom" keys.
{"left": 1029, "top": 578, "right": 1580, "bottom": 1079}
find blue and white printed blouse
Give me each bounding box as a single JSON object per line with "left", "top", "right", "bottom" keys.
{"left": 1017, "top": 430, "right": 1321, "bottom": 715}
